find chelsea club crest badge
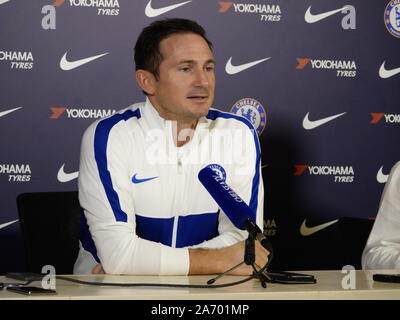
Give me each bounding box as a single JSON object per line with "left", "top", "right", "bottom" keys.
{"left": 206, "top": 164, "right": 227, "bottom": 181}
{"left": 230, "top": 98, "right": 267, "bottom": 135}
{"left": 384, "top": 0, "right": 400, "bottom": 38}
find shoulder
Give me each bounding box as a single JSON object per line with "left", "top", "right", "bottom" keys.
{"left": 95, "top": 102, "right": 143, "bottom": 129}
{"left": 391, "top": 161, "right": 400, "bottom": 174}
{"left": 206, "top": 108, "right": 261, "bottom": 154}
{"left": 83, "top": 102, "right": 144, "bottom": 139}
{"left": 388, "top": 161, "right": 400, "bottom": 185}
{"left": 380, "top": 161, "right": 400, "bottom": 205}
{"left": 206, "top": 108, "right": 255, "bottom": 132}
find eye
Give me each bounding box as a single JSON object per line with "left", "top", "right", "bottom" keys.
{"left": 179, "top": 66, "right": 191, "bottom": 72}
{"left": 205, "top": 65, "right": 215, "bottom": 72}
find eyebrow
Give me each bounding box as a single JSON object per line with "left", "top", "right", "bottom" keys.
{"left": 177, "top": 59, "right": 216, "bottom": 66}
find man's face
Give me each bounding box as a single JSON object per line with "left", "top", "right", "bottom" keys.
{"left": 148, "top": 33, "right": 216, "bottom": 122}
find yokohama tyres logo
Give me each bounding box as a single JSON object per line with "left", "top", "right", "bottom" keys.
{"left": 294, "top": 165, "right": 355, "bottom": 183}
{"left": 296, "top": 58, "right": 357, "bottom": 77}
{"left": 0, "top": 164, "right": 32, "bottom": 182}
{"left": 218, "top": 1, "right": 282, "bottom": 22}
{"left": 53, "top": 0, "right": 120, "bottom": 15}
{"left": 370, "top": 113, "right": 400, "bottom": 124}
{"left": 50, "top": 107, "right": 116, "bottom": 119}
{"left": 0, "top": 51, "right": 34, "bottom": 69}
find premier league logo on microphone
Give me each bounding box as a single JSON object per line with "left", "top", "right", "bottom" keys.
{"left": 206, "top": 164, "right": 227, "bottom": 181}
{"left": 230, "top": 98, "right": 267, "bottom": 135}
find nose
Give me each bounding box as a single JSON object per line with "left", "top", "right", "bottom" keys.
{"left": 193, "top": 68, "right": 210, "bottom": 87}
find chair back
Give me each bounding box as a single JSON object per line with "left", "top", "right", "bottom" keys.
{"left": 16, "top": 191, "right": 81, "bottom": 274}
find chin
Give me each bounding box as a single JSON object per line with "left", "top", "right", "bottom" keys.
{"left": 192, "top": 106, "right": 210, "bottom": 119}
{"left": 182, "top": 97, "right": 212, "bottom": 120}
{"left": 191, "top": 100, "right": 212, "bottom": 113}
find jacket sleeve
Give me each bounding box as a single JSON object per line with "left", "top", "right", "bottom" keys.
{"left": 362, "top": 161, "right": 400, "bottom": 269}
{"left": 190, "top": 121, "right": 264, "bottom": 249}
{"left": 78, "top": 116, "right": 189, "bottom": 275}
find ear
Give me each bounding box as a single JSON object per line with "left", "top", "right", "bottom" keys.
{"left": 135, "top": 69, "right": 156, "bottom": 95}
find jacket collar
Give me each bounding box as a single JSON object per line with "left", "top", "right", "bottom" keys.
{"left": 141, "top": 97, "right": 211, "bottom": 133}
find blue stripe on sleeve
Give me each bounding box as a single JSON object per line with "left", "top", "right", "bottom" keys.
{"left": 135, "top": 214, "right": 174, "bottom": 246}
{"left": 206, "top": 110, "right": 261, "bottom": 219}
{"left": 135, "top": 212, "right": 220, "bottom": 248}
{"left": 80, "top": 210, "right": 100, "bottom": 263}
{"left": 176, "top": 211, "right": 219, "bottom": 247}
{"left": 94, "top": 109, "right": 141, "bottom": 222}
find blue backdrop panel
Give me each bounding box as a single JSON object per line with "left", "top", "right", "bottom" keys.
{"left": 0, "top": 0, "right": 399, "bottom": 273}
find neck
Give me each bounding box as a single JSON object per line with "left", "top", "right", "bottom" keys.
{"left": 174, "top": 120, "right": 198, "bottom": 147}
{"left": 147, "top": 97, "right": 199, "bottom": 147}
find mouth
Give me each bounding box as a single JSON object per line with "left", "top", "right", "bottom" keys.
{"left": 187, "top": 95, "right": 208, "bottom": 102}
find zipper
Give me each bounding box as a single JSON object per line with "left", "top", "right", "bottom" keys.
{"left": 169, "top": 120, "right": 185, "bottom": 247}
{"left": 177, "top": 158, "right": 183, "bottom": 174}
{"left": 172, "top": 154, "right": 183, "bottom": 248}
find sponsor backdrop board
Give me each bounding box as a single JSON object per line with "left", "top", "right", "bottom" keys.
{"left": 0, "top": 0, "right": 399, "bottom": 273}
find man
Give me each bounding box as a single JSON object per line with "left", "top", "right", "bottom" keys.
{"left": 73, "top": 18, "right": 269, "bottom": 275}
{"left": 362, "top": 161, "right": 400, "bottom": 269}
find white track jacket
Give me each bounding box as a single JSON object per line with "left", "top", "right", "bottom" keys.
{"left": 73, "top": 99, "right": 264, "bottom": 275}
{"left": 362, "top": 161, "right": 400, "bottom": 269}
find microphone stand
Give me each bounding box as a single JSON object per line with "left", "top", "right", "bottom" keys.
{"left": 207, "top": 234, "right": 270, "bottom": 288}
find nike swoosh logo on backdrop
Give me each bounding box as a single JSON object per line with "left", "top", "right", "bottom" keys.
{"left": 60, "top": 52, "right": 109, "bottom": 71}
{"left": 132, "top": 174, "right": 158, "bottom": 184}
{"left": 302, "top": 112, "right": 346, "bottom": 130}
{"left": 300, "top": 218, "right": 339, "bottom": 236}
{"left": 0, "top": 107, "right": 22, "bottom": 118}
{"left": 225, "top": 57, "right": 271, "bottom": 75}
{"left": 379, "top": 61, "right": 400, "bottom": 79}
{"left": 145, "top": 0, "right": 191, "bottom": 17}
{"left": 0, "top": 220, "right": 18, "bottom": 230}
{"left": 376, "top": 166, "right": 389, "bottom": 184}
{"left": 304, "top": 6, "right": 348, "bottom": 23}
{"left": 57, "top": 164, "right": 79, "bottom": 182}
{"left": 0, "top": 0, "right": 11, "bottom": 5}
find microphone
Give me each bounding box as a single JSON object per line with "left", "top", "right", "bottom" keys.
{"left": 198, "top": 166, "right": 271, "bottom": 251}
